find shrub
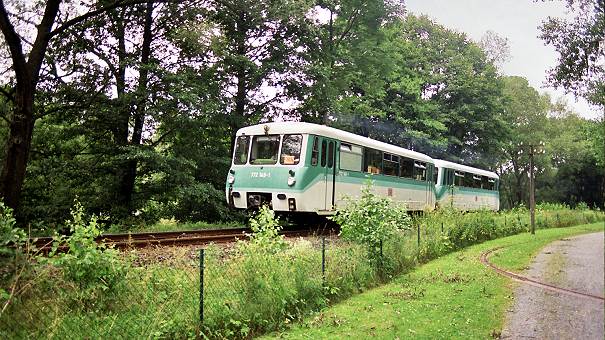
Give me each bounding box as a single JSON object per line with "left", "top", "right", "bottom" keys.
{"left": 331, "top": 181, "right": 412, "bottom": 267}
{"left": 0, "top": 202, "right": 25, "bottom": 258}
{"left": 44, "top": 200, "right": 129, "bottom": 309}
{"left": 243, "top": 204, "right": 287, "bottom": 254}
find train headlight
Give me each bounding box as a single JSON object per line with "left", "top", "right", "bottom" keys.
{"left": 227, "top": 174, "right": 235, "bottom": 184}
{"left": 287, "top": 177, "right": 296, "bottom": 186}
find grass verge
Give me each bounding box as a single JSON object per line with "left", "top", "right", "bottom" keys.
{"left": 265, "top": 222, "right": 604, "bottom": 339}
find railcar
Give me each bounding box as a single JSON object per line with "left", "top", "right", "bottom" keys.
{"left": 225, "top": 122, "right": 437, "bottom": 215}
{"left": 433, "top": 159, "right": 500, "bottom": 211}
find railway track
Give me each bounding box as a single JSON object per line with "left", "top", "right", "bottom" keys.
{"left": 32, "top": 223, "right": 339, "bottom": 252}
{"left": 480, "top": 247, "right": 604, "bottom": 301}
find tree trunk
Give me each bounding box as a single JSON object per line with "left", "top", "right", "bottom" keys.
{"left": 0, "top": 0, "right": 61, "bottom": 212}
{"left": 0, "top": 87, "right": 35, "bottom": 210}
{"left": 230, "top": 12, "right": 247, "bottom": 153}
{"left": 118, "top": 1, "right": 154, "bottom": 216}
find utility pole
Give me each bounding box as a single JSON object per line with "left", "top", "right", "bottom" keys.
{"left": 520, "top": 142, "right": 544, "bottom": 235}
{"left": 529, "top": 147, "right": 535, "bottom": 234}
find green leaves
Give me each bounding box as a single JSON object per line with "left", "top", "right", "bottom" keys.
{"left": 539, "top": 0, "right": 605, "bottom": 106}
{"left": 331, "top": 180, "right": 411, "bottom": 264}
{"left": 44, "top": 200, "right": 129, "bottom": 307}
{"left": 240, "top": 205, "right": 287, "bottom": 254}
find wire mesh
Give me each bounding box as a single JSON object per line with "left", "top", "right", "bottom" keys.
{"left": 1, "top": 209, "right": 602, "bottom": 338}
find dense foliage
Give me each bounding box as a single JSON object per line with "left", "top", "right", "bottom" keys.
{"left": 1, "top": 198, "right": 602, "bottom": 338}
{"left": 0, "top": 1, "right": 602, "bottom": 229}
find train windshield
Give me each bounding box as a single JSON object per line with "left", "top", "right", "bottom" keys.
{"left": 280, "top": 134, "right": 302, "bottom": 165}
{"left": 250, "top": 135, "right": 280, "bottom": 165}
{"left": 233, "top": 136, "right": 249, "bottom": 165}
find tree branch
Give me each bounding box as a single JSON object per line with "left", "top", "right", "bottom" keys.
{"left": 49, "top": 0, "right": 177, "bottom": 39}
{"left": 0, "top": 1, "right": 28, "bottom": 83}
{"left": 334, "top": 8, "right": 360, "bottom": 48}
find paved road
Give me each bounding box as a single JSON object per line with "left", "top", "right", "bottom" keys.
{"left": 500, "top": 232, "right": 604, "bottom": 339}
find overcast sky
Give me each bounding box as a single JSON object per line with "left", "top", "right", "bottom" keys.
{"left": 405, "top": 0, "right": 601, "bottom": 120}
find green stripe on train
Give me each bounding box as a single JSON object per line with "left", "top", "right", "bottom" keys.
{"left": 229, "top": 166, "right": 434, "bottom": 193}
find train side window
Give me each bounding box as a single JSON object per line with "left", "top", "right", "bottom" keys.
{"left": 320, "top": 140, "right": 327, "bottom": 167}
{"left": 473, "top": 175, "right": 482, "bottom": 188}
{"left": 327, "top": 141, "right": 334, "bottom": 168}
{"left": 481, "top": 176, "right": 489, "bottom": 189}
{"left": 280, "top": 134, "right": 302, "bottom": 165}
{"left": 454, "top": 171, "right": 464, "bottom": 186}
{"left": 464, "top": 172, "right": 474, "bottom": 188}
{"left": 400, "top": 157, "right": 414, "bottom": 178}
{"left": 488, "top": 178, "right": 496, "bottom": 191}
{"left": 414, "top": 161, "right": 427, "bottom": 181}
{"left": 383, "top": 153, "right": 399, "bottom": 176}
{"left": 433, "top": 167, "right": 438, "bottom": 184}
{"left": 340, "top": 143, "right": 362, "bottom": 171}
{"left": 364, "top": 148, "right": 382, "bottom": 174}
{"left": 311, "top": 136, "right": 319, "bottom": 166}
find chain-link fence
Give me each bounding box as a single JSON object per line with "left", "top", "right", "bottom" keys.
{"left": 1, "top": 208, "right": 603, "bottom": 338}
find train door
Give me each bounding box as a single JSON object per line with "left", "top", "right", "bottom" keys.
{"left": 426, "top": 164, "right": 433, "bottom": 208}
{"left": 319, "top": 137, "right": 338, "bottom": 211}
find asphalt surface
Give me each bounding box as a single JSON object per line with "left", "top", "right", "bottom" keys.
{"left": 500, "top": 231, "right": 604, "bottom": 339}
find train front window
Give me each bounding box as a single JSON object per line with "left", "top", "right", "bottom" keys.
{"left": 233, "top": 136, "right": 250, "bottom": 165}
{"left": 250, "top": 135, "right": 280, "bottom": 165}
{"left": 280, "top": 134, "right": 302, "bottom": 165}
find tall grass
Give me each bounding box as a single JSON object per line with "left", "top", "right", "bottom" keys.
{"left": 1, "top": 204, "right": 603, "bottom": 339}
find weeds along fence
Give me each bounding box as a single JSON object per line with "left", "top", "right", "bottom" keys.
{"left": 1, "top": 207, "right": 603, "bottom": 339}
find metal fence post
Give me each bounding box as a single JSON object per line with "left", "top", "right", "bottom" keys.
{"left": 417, "top": 225, "right": 420, "bottom": 247}
{"left": 556, "top": 213, "right": 560, "bottom": 227}
{"left": 504, "top": 215, "right": 507, "bottom": 227}
{"left": 321, "top": 237, "right": 326, "bottom": 285}
{"left": 199, "top": 248, "right": 205, "bottom": 325}
{"left": 379, "top": 239, "right": 383, "bottom": 276}
{"left": 441, "top": 222, "right": 444, "bottom": 233}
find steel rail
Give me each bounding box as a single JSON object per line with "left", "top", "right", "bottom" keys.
{"left": 32, "top": 224, "right": 339, "bottom": 252}
{"left": 480, "top": 247, "right": 604, "bottom": 301}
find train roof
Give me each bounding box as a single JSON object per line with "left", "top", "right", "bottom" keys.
{"left": 237, "top": 122, "right": 434, "bottom": 163}
{"left": 433, "top": 159, "right": 499, "bottom": 179}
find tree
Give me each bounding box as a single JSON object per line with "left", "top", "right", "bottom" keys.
{"left": 478, "top": 30, "right": 511, "bottom": 71}
{"left": 201, "top": 0, "right": 312, "bottom": 149}
{"left": 497, "top": 76, "right": 551, "bottom": 208}
{"left": 539, "top": 0, "right": 605, "bottom": 106}
{"left": 351, "top": 15, "right": 507, "bottom": 167}
{"left": 0, "top": 0, "right": 159, "bottom": 213}
{"left": 539, "top": 111, "right": 604, "bottom": 208}
{"left": 47, "top": 1, "right": 205, "bottom": 217}
{"left": 299, "top": 0, "right": 398, "bottom": 125}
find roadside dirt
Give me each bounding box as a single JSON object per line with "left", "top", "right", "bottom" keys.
{"left": 500, "top": 232, "right": 604, "bottom": 339}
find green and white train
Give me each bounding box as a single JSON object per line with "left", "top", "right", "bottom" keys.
{"left": 226, "top": 122, "right": 499, "bottom": 215}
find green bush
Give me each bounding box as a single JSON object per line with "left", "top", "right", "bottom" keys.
{"left": 331, "top": 181, "right": 412, "bottom": 268}
{"left": 0, "top": 202, "right": 25, "bottom": 258}
{"left": 44, "top": 201, "right": 129, "bottom": 309}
